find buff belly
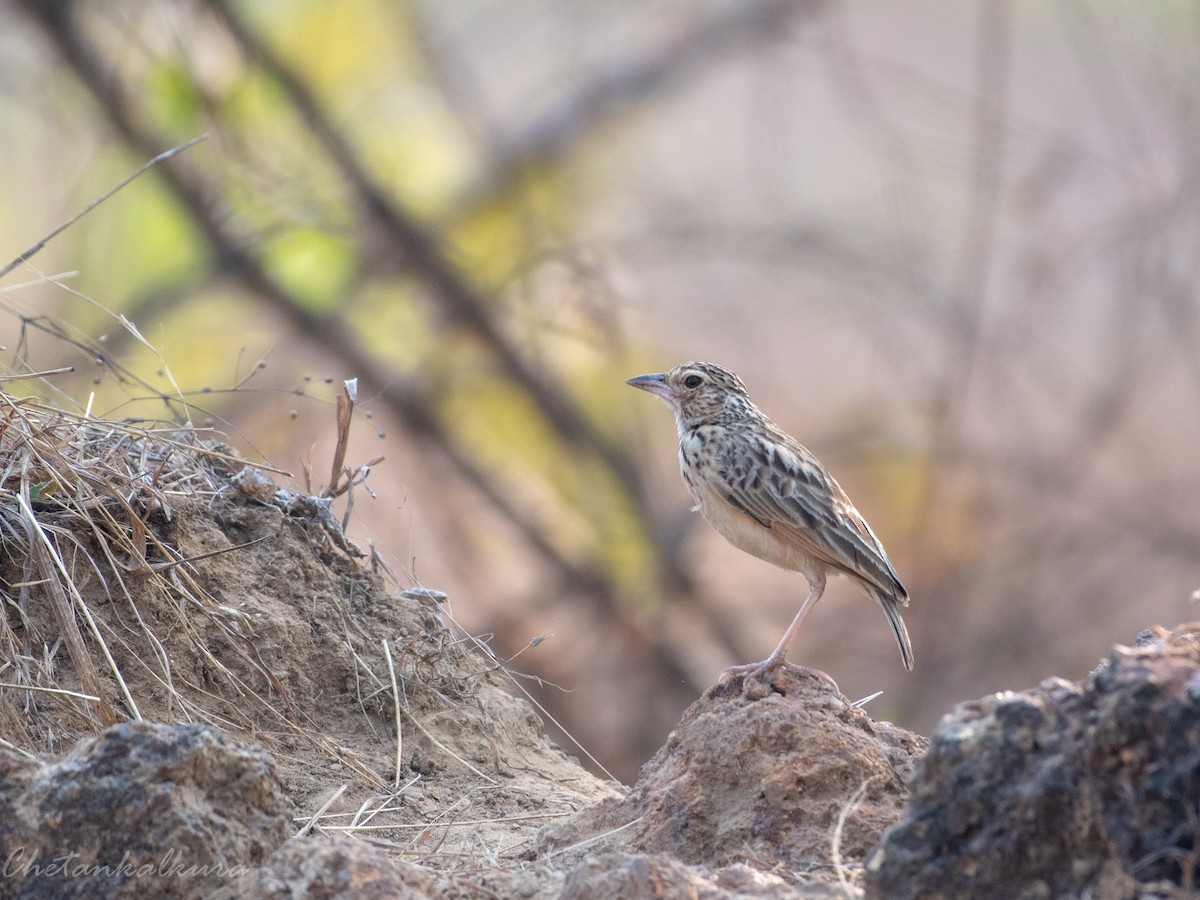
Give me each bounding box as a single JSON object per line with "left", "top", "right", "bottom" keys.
{"left": 688, "top": 481, "right": 827, "bottom": 585}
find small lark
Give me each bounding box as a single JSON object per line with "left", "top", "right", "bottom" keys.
{"left": 627, "top": 361, "right": 913, "bottom": 681}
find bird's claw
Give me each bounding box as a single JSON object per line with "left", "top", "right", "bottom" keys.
{"left": 720, "top": 658, "right": 839, "bottom": 697}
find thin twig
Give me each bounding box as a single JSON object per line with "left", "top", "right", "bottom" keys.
{"left": 542, "top": 816, "right": 644, "bottom": 860}
{"left": 18, "top": 492, "right": 135, "bottom": 722}
{"left": 0, "top": 367, "right": 75, "bottom": 382}
{"left": 295, "top": 784, "right": 348, "bottom": 838}
{"left": 325, "top": 379, "right": 356, "bottom": 498}
{"left": 832, "top": 778, "right": 875, "bottom": 896}
{"left": 0, "top": 135, "right": 207, "bottom": 280}
{"left": 0, "top": 682, "right": 101, "bottom": 702}
{"left": 382, "top": 637, "right": 404, "bottom": 790}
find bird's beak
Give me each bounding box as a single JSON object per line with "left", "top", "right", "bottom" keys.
{"left": 626, "top": 372, "right": 674, "bottom": 401}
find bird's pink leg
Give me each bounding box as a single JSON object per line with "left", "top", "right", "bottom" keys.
{"left": 725, "top": 572, "right": 826, "bottom": 683}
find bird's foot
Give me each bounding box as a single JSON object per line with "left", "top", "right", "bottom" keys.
{"left": 720, "top": 656, "right": 838, "bottom": 698}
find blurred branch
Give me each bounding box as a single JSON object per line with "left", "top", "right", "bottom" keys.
{"left": 394, "top": 1, "right": 505, "bottom": 160}
{"left": 14, "top": 0, "right": 609, "bottom": 601}
{"left": 1157, "top": 274, "right": 1200, "bottom": 393}
{"left": 818, "top": 5, "right": 927, "bottom": 257}
{"left": 443, "top": 0, "right": 830, "bottom": 222}
{"left": 203, "top": 0, "right": 828, "bottom": 602}
{"left": 1055, "top": 0, "right": 1151, "bottom": 167}
{"left": 906, "top": 0, "right": 1012, "bottom": 586}
{"left": 206, "top": 0, "right": 650, "bottom": 510}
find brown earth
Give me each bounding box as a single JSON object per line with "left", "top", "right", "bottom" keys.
{"left": 0, "top": 480, "right": 616, "bottom": 898}
{"left": 1, "top": 461, "right": 1198, "bottom": 898}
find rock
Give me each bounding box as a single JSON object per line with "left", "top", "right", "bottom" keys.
{"left": 539, "top": 666, "right": 925, "bottom": 892}
{"left": 211, "top": 836, "right": 436, "bottom": 899}
{"left": 866, "top": 624, "right": 1200, "bottom": 899}
{"left": 560, "top": 852, "right": 830, "bottom": 899}
{"left": 0, "top": 721, "right": 291, "bottom": 900}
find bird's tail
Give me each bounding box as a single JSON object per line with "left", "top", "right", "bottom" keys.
{"left": 871, "top": 588, "right": 915, "bottom": 672}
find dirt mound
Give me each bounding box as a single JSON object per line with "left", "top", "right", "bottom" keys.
{"left": 0, "top": 407, "right": 618, "bottom": 897}
{"left": 539, "top": 666, "right": 925, "bottom": 894}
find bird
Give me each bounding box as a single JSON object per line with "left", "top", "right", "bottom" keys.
{"left": 626, "top": 361, "right": 913, "bottom": 683}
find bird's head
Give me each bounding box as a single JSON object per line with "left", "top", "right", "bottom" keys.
{"left": 626, "top": 361, "right": 756, "bottom": 429}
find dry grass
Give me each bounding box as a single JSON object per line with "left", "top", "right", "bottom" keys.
{"left": 0, "top": 143, "right": 615, "bottom": 880}
{"left": 0, "top": 385, "right": 311, "bottom": 738}
{"left": 0, "top": 373, "right": 600, "bottom": 870}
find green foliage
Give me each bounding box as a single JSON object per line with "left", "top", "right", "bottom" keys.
{"left": 262, "top": 225, "right": 357, "bottom": 311}
{"left": 123, "top": 189, "right": 207, "bottom": 289}
{"left": 145, "top": 59, "right": 206, "bottom": 133}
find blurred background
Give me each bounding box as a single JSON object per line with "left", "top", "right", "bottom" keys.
{"left": 1, "top": 0, "right": 1198, "bottom": 782}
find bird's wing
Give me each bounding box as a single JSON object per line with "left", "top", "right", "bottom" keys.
{"left": 713, "top": 428, "right": 907, "bottom": 603}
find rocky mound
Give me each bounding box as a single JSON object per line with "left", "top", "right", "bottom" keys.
{"left": 1, "top": 722, "right": 289, "bottom": 899}
{"left": 2, "top": 402, "right": 1199, "bottom": 898}
{"left": 539, "top": 666, "right": 926, "bottom": 894}
{"left": 866, "top": 624, "right": 1200, "bottom": 899}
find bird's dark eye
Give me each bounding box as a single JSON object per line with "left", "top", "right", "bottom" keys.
{"left": 683, "top": 374, "right": 703, "bottom": 389}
